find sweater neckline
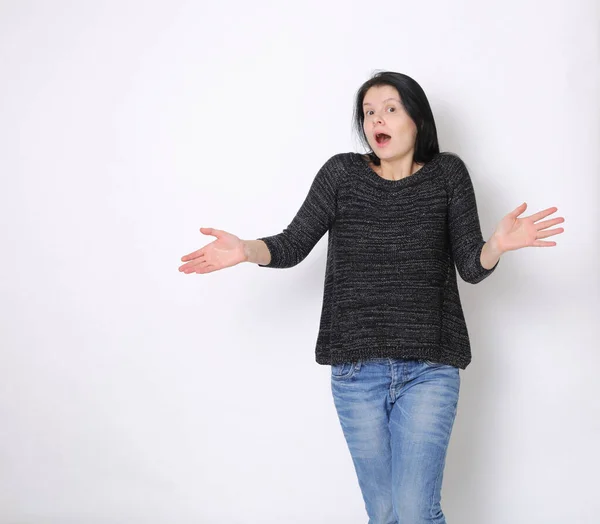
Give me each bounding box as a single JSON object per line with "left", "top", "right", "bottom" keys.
{"left": 351, "top": 152, "right": 439, "bottom": 188}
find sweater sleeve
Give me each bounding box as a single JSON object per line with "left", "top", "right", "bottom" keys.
{"left": 445, "top": 154, "right": 499, "bottom": 284}
{"left": 257, "top": 154, "right": 340, "bottom": 269}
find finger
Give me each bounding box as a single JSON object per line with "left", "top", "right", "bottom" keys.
{"left": 533, "top": 239, "right": 557, "bottom": 247}
{"left": 537, "top": 227, "right": 564, "bottom": 239}
{"left": 529, "top": 206, "right": 559, "bottom": 223}
{"left": 181, "top": 249, "right": 205, "bottom": 262}
{"left": 179, "top": 257, "right": 207, "bottom": 272}
{"left": 186, "top": 260, "right": 215, "bottom": 274}
{"left": 189, "top": 259, "right": 211, "bottom": 272}
{"left": 535, "top": 217, "right": 565, "bottom": 231}
{"left": 196, "top": 264, "right": 217, "bottom": 274}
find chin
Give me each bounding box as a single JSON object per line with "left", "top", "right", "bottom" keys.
{"left": 375, "top": 149, "right": 395, "bottom": 158}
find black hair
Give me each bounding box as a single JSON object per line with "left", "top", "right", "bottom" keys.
{"left": 352, "top": 71, "right": 440, "bottom": 166}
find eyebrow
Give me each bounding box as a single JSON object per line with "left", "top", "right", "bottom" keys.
{"left": 363, "top": 98, "right": 400, "bottom": 107}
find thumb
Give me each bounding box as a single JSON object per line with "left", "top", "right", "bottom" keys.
{"left": 200, "top": 227, "right": 222, "bottom": 238}
{"left": 508, "top": 202, "right": 527, "bottom": 218}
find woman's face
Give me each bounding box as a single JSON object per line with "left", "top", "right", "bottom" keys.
{"left": 362, "top": 85, "right": 418, "bottom": 161}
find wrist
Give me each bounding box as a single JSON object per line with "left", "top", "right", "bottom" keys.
{"left": 488, "top": 234, "right": 505, "bottom": 257}
{"left": 241, "top": 240, "right": 251, "bottom": 263}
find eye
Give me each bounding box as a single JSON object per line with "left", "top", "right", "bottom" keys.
{"left": 365, "top": 106, "right": 396, "bottom": 116}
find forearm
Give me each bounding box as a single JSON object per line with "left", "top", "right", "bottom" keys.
{"left": 243, "top": 239, "right": 271, "bottom": 265}
{"left": 480, "top": 234, "right": 503, "bottom": 270}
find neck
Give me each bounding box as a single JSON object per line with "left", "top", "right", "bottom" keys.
{"left": 378, "top": 152, "right": 422, "bottom": 181}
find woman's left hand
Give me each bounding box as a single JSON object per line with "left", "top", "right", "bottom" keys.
{"left": 491, "top": 203, "right": 565, "bottom": 253}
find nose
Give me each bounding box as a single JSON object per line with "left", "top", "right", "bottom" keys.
{"left": 370, "top": 112, "right": 384, "bottom": 125}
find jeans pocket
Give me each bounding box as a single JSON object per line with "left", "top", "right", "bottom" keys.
{"left": 331, "top": 361, "right": 360, "bottom": 379}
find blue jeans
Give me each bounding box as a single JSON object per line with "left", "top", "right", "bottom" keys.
{"left": 330, "top": 357, "right": 460, "bottom": 524}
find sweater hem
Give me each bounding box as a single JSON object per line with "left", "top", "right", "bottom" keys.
{"left": 316, "top": 349, "right": 470, "bottom": 370}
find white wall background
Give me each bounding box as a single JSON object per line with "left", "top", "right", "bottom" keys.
{"left": 1, "top": 1, "right": 598, "bottom": 523}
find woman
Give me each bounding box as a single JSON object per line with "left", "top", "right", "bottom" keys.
{"left": 178, "top": 71, "right": 564, "bottom": 523}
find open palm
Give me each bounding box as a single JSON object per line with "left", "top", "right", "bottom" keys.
{"left": 178, "top": 228, "right": 246, "bottom": 274}
{"left": 493, "top": 203, "right": 565, "bottom": 253}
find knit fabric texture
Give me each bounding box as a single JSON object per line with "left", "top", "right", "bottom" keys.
{"left": 257, "top": 151, "right": 499, "bottom": 369}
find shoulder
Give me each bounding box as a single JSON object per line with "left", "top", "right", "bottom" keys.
{"left": 315, "top": 152, "right": 359, "bottom": 183}
{"left": 433, "top": 151, "right": 468, "bottom": 172}
{"left": 314, "top": 152, "right": 353, "bottom": 171}
{"left": 431, "top": 151, "right": 472, "bottom": 188}
{"left": 324, "top": 151, "right": 359, "bottom": 170}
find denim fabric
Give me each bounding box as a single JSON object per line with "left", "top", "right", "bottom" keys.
{"left": 331, "top": 357, "right": 460, "bottom": 524}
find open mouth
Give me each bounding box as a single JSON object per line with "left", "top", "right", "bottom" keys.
{"left": 375, "top": 133, "right": 391, "bottom": 146}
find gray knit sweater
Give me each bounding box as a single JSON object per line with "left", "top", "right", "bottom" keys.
{"left": 257, "top": 152, "right": 499, "bottom": 369}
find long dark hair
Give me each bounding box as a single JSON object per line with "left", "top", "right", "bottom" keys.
{"left": 352, "top": 71, "right": 440, "bottom": 166}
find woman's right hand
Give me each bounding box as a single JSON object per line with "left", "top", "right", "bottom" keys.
{"left": 178, "top": 227, "right": 247, "bottom": 274}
